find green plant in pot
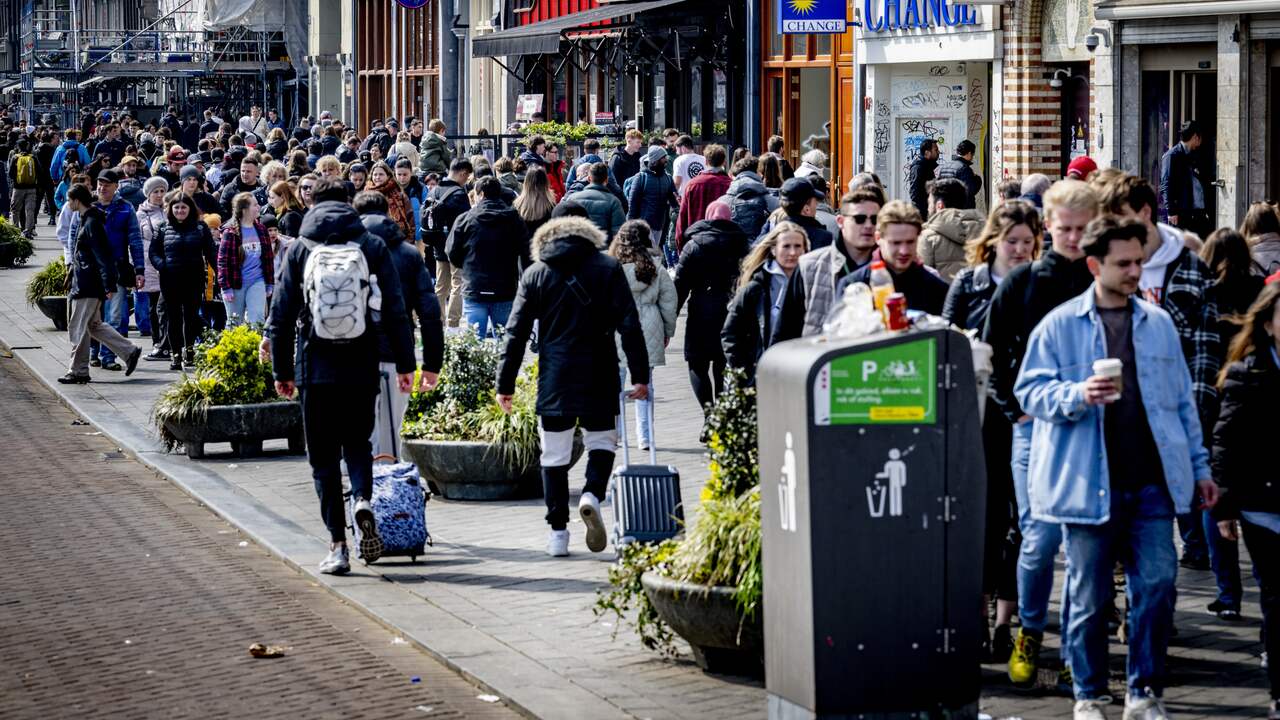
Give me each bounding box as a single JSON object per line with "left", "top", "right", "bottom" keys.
{"left": 399, "top": 331, "right": 557, "bottom": 500}
{"left": 0, "top": 216, "right": 34, "bottom": 267}
{"left": 151, "top": 325, "right": 297, "bottom": 458}
{"left": 25, "top": 257, "right": 70, "bottom": 330}
{"left": 595, "top": 368, "right": 764, "bottom": 674}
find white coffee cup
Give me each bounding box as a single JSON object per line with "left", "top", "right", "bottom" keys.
{"left": 1092, "top": 358, "right": 1123, "bottom": 402}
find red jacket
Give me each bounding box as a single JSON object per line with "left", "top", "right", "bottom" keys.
{"left": 547, "top": 160, "right": 567, "bottom": 202}
{"left": 674, "top": 169, "right": 731, "bottom": 251}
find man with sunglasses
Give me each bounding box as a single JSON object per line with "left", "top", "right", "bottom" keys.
{"left": 775, "top": 187, "right": 882, "bottom": 341}
{"left": 837, "top": 200, "right": 948, "bottom": 315}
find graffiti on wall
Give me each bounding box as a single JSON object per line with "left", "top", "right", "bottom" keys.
{"left": 899, "top": 118, "right": 950, "bottom": 199}
{"left": 893, "top": 75, "right": 967, "bottom": 113}
{"left": 873, "top": 102, "right": 892, "bottom": 156}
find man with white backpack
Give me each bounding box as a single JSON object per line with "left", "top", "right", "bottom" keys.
{"left": 267, "top": 177, "right": 418, "bottom": 575}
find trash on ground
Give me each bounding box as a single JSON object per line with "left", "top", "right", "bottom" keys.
{"left": 477, "top": 694, "right": 500, "bottom": 703}
{"left": 248, "top": 643, "right": 286, "bottom": 658}
{"left": 415, "top": 706, "right": 434, "bottom": 714}
{"left": 410, "top": 676, "right": 421, "bottom": 683}
{"left": 391, "top": 637, "right": 409, "bottom": 645}
{"left": 238, "top": 541, "right": 248, "bottom": 547}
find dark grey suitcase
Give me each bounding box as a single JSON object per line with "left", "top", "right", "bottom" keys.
{"left": 610, "top": 392, "right": 683, "bottom": 546}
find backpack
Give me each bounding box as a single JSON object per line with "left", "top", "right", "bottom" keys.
{"left": 302, "top": 239, "right": 378, "bottom": 341}
{"left": 15, "top": 153, "right": 35, "bottom": 186}
{"left": 423, "top": 185, "right": 465, "bottom": 236}
{"left": 730, "top": 190, "right": 769, "bottom": 240}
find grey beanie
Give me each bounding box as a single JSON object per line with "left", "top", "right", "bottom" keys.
{"left": 179, "top": 165, "right": 202, "bottom": 182}
{"left": 643, "top": 146, "right": 666, "bottom": 168}
{"left": 143, "top": 176, "right": 169, "bottom": 196}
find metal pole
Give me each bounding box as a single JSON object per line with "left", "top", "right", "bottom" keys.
{"left": 851, "top": 9, "right": 863, "bottom": 175}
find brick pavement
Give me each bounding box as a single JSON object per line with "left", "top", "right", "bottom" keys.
{"left": 0, "top": 223, "right": 1273, "bottom": 719}
{"left": 0, "top": 352, "right": 520, "bottom": 719}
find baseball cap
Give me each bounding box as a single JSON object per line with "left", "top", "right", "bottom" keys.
{"left": 1066, "top": 156, "right": 1097, "bottom": 180}
{"left": 166, "top": 147, "right": 188, "bottom": 162}
{"left": 120, "top": 155, "right": 140, "bottom": 166}
{"left": 96, "top": 169, "right": 120, "bottom": 184}
{"left": 780, "top": 176, "right": 824, "bottom": 204}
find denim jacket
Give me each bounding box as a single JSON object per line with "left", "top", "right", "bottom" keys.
{"left": 1013, "top": 285, "right": 1211, "bottom": 524}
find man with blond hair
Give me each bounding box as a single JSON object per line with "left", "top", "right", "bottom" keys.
{"left": 983, "top": 179, "right": 1100, "bottom": 690}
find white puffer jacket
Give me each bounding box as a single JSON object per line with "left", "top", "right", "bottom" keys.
{"left": 616, "top": 261, "right": 678, "bottom": 367}
{"left": 136, "top": 199, "right": 165, "bottom": 293}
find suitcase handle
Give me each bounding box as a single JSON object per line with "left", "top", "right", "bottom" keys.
{"left": 618, "top": 388, "right": 657, "bottom": 466}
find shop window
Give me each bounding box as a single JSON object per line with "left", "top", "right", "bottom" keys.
{"left": 814, "top": 33, "right": 831, "bottom": 57}
{"left": 769, "top": 19, "right": 783, "bottom": 57}
{"left": 690, "top": 63, "right": 703, "bottom": 138}
{"left": 793, "top": 34, "right": 807, "bottom": 58}
{"left": 798, "top": 68, "right": 831, "bottom": 166}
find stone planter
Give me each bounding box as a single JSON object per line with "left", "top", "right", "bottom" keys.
{"left": 641, "top": 572, "right": 764, "bottom": 677}
{"left": 36, "top": 295, "right": 68, "bottom": 331}
{"left": 163, "top": 401, "right": 305, "bottom": 459}
{"left": 401, "top": 435, "right": 582, "bottom": 500}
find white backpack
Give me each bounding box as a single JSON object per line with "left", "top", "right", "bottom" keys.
{"left": 302, "top": 240, "right": 381, "bottom": 341}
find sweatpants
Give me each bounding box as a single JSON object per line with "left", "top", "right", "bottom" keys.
{"left": 539, "top": 414, "right": 618, "bottom": 530}
{"left": 68, "top": 297, "right": 138, "bottom": 376}
{"left": 301, "top": 384, "right": 377, "bottom": 544}
{"left": 371, "top": 362, "right": 410, "bottom": 460}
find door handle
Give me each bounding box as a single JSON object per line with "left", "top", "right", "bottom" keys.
{"left": 1210, "top": 179, "right": 1226, "bottom": 189}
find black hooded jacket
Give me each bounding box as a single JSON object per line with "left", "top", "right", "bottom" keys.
{"left": 268, "top": 201, "right": 415, "bottom": 387}
{"left": 69, "top": 207, "right": 116, "bottom": 299}
{"left": 361, "top": 213, "right": 444, "bottom": 373}
{"left": 497, "top": 217, "right": 649, "bottom": 417}
{"left": 445, "top": 198, "right": 532, "bottom": 302}
{"left": 674, "top": 218, "right": 749, "bottom": 362}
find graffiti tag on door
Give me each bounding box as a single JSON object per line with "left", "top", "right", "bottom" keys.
{"left": 899, "top": 118, "right": 949, "bottom": 197}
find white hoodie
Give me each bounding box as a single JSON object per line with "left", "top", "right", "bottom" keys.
{"left": 1140, "top": 222, "right": 1185, "bottom": 304}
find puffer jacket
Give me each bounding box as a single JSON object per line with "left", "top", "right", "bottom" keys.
{"left": 50, "top": 139, "right": 90, "bottom": 180}
{"left": 1212, "top": 347, "right": 1280, "bottom": 520}
{"left": 1251, "top": 232, "right": 1280, "bottom": 275}
{"left": 135, "top": 199, "right": 166, "bottom": 292}
{"left": 674, "top": 218, "right": 749, "bottom": 362}
{"left": 625, "top": 168, "right": 678, "bottom": 238}
{"left": 935, "top": 155, "right": 982, "bottom": 208}
{"left": 117, "top": 175, "right": 146, "bottom": 209}
{"left": 941, "top": 262, "right": 997, "bottom": 331}
{"left": 69, "top": 207, "right": 116, "bottom": 300}
{"left": 574, "top": 183, "right": 625, "bottom": 240}
{"left": 918, "top": 207, "right": 984, "bottom": 281}
{"left": 96, "top": 195, "right": 144, "bottom": 278}
{"left": 150, "top": 218, "right": 217, "bottom": 281}
{"left": 418, "top": 132, "right": 450, "bottom": 174}
{"left": 615, "top": 261, "right": 678, "bottom": 367}
{"left": 496, "top": 217, "right": 649, "bottom": 417}
{"left": 723, "top": 171, "right": 778, "bottom": 239}
{"left": 722, "top": 262, "right": 788, "bottom": 382}
{"left": 445, "top": 198, "right": 532, "bottom": 302}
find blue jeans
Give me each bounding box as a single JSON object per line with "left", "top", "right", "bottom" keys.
{"left": 1012, "top": 420, "right": 1069, "bottom": 648}
{"left": 93, "top": 285, "right": 130, "bottom": 364}
{"left": 223, "top": 280, "right": 267, "bottom": 327}
{"left": 463, "top": 298, "right": 512, "bottom": 339}
{"left": 619, "top": 367, "right": 654, "bottom": 447}
{"left": 1203, "top": 508, "right": 1243, "bottom": 609}
{"left": 1063, "top": 483, "right": 1177, "bottom": 699}
{"left": 134, "top": 290, "right": 151, "bottom": 335}
{"left": 1178, "top": 510, "right": 1208, "bottom": 562}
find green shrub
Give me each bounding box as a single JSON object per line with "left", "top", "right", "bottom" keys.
{"left": 520, "top": 121, "right": 601, "bottom": 147}
{"left": 25, "top": 257, "right": 68, "bottom": 306}
{"left": 702, "top": 368, "right": 759, "bottom": 502}
{"left": 594, "top": 539, "right": 679, "bottom": 655}
{"left": 0, "top": 217, "right": 34, "bottom": 267}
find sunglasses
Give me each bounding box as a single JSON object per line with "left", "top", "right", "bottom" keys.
{"left": 843, "top": 213, "right": 877, "bottom": 225}
{"left": 300, "top": 185, "right": 314, "bottom": 192}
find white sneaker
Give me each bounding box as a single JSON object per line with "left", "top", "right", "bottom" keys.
{"left": 1123, "top": 689, "right": 1170, "bottom": 720}
{"left": 353, "top": 498, "right": 383, "bottom": 563}
{"left": 578, "top": 492, "right": 607, "bottom": 552}
{"left": 547, "top": 529, "right": 570, "bottom": 557}
{"left": 1075, "top": 699, "right": 1110, "bottom": 720}
{"left": 318, "top": 544, "right": 350, "bottom": 575}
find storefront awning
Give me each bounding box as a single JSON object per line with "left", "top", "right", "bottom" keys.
{"left": 1097, "top": 0, "right": 1280, "bottom": 20}
{"left": 472, "top": 0, "right": 687, "bottom": 58}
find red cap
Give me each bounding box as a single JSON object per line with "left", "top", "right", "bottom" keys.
{"left": 166, "top": 146, "right": 188, "bottom": 162}
{"left": 1066, "top": 156, "right": 1097, "bottom": 180}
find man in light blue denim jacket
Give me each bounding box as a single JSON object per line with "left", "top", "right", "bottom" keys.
{"left": 1014, "top": 217, "right": 1219, "bottom": 720}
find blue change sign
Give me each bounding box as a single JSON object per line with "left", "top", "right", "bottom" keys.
{"left": 396, "top": 0, "right": 430, "bottom": 8}
{"left": 779, "top": 0, "right": 849, "bottom": 34}
{"left": 862, "top": 0, "right": 981, "bottom": 32}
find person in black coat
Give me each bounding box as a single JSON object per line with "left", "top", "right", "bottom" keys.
{"left": 838, "top": 200, "right": 949, "bottom": 315}
{"left": 1211, "top": 281, "right": 1280, "bottom": 711}
{"left": 354, "top": 191, "right": 445, "bottom": 460}
{"left": 935, "top": 139, "right": 983, "bottom": 209}
{"left": 423, "top": 159, "right": 474, "bottom": 328}
{"left": 496, "top": 216, "right": 649, "bottom": 557}
{"left": 675, "top": 202, "right": 749, "bottom": 414}
{"left": 722, "top": 221, "right": 809, "bottom": 383}
{"left": 149, "top": 192, "right": 217, "bottom": 370}
{"left": 906, "top": 139, "right": 940, "bottom": 219}
{"left": 444, "top": 177, "right": 531, "bottom": 338}
{"left": 267, "top": 177, "right": 417, "bottom": 576}
{"left": 1159, "top": 120, "right": 1208, "bottom": 237}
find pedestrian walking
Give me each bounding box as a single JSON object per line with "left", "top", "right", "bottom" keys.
{"left": 365, "top": 161, "right": 412, "bottom": 239}
{"left": 625, "top": 147, "right": 679, "bottom": 251}
{"left": 90, "top": 169, "right": 145, "bottom": 372}
{"left": 1160, "top": 120, "right": 1210, "bottom": 238}
{"left": 395, "top": 158, "right": 426, "bottom": 245}
{"left": 1014, "top": 215, "right": 1219, "bottom": 720}
{"left": 609, "top": 220, "right": 677, "bottom": 450}
{"left": 179, "top": 165, "right": 221, "bottom": 217}
{"left": 8, "top": 138, "right": 40, "bottom": 237}
{"left": 495, "top": 216, "right": 650, "bottom": 557}
{"left": 764, "top": 177, "right": 833, "bottom": 250}
{"left": 445, "top": 176, "right": 531, "bottom": 338}
{"left": 266, "top": 180, "right": 305, "bottom": 239}
{"left": 49, "top": 129, "right": 91, "bottom": 182}
{"left": 136, "top": 177, "right": 170, "bottom": 362}
{"left": 722, "top": 222, "right": 808, "bottom": 382}
{"left": 918, "top": 177, "right": 985, "bottom": 282}
{"left": 418, "top": 119, "right": 450, "bottom": 175}
{"left": 936, "top": 139, "right": 983, "bottom": 209}
{"left": 574, "top": 162, "right": 626, "bottom": 240}
{"left": 674, "top": 201, "right": 749, "bottom": 415}
{"left": 267, "top": 177, "right": 417, "bottom": 575}
{"left": 218, "top": 192, "right": 273, "bottom": 327}
{"left": 218, "top": 153, "right": 267, "bottom": 218}
{"left": 353, "top": 190, "right": 444, "bottom": 460}
{"left": 722, "top": 155, "right": 778, "bottom": 240}
{"left": 37, "top": 131, "right": 57, "bottom": 226}
{"left": 839, "top": 200, "right": 949, "bottom": 314}
{"left": 58, "top": 184, "right": 142, "bottom": 384}
{"left": 906, "top": 138, "right": 940, "bottom": 219}
{"left": 1242, "top": 201, "right": 1280, "bottom": 275}
{"left": 610, "top": 129, "right": 644, "bottom": 189}
{"left": 514, "top": 166, "right": 556, "bottom": 238}
{"left": 674, "top": 144, "right": 730, "bottom": 252}
{"left": 422, "top": 158, "right": 473, "bottom": 329}
{"left": 151, "top": 192, "right": 216, "bottom": 370}
{"left": 1210, "top": 280, "right": 1280, "bottom": 720}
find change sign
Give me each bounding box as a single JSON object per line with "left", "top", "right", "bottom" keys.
{"left": 778, "top": 0, "right": 849, "bottom": 34}
{"left": 813, "top": 337, "right": 937, "bottom": 425}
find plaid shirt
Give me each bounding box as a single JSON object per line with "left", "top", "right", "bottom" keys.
{"left": 1147, "top": 239, "right": 1220, "bottom": 429}
{"left": 217, "top": 220, "right": 274, "bottom": 292}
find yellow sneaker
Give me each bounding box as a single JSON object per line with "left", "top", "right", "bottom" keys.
{"left": 1008, "top": 628, "right": 1042, "bottom": 688}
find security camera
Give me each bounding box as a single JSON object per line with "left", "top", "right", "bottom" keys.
{"left": 1085, "top": 34, "right": 1100, "bottom": 52}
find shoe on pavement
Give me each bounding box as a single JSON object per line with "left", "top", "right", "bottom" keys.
{"left": 145, "top": 347, "right": 170, "bottom": 361}
{"left": 318, "top": 544, "right": 350, "bottom": 575}
{"left": 547, "top": 529, "right": 570, "bottom": 557}
{"left": 1179, "top": 554, "right": 1210, "bottom": 571}
{"left": 1207, "top": 600, "right": 1242, "bottom": 621}
{"left": 1075, "top": 699, "right": 1111, "bottom": 720}
{"left": 124, "top": 347, "right": 142, "bottom": 376}
{"left": 169, "top": 359, "right": 183, "bottom": 371}
{"left": 1056, "top": 665, "right": 1075, "bottom": 696}
{"left": 638, "top": 440, "right": 650, "bottom": 451}
{"left": 578, "top": 492, "right": 607, "bottom": 552}
{"left": 90, "top": 358, "right": 102, "bottom": 368}
{"left": 992, "top": 623, "right": 1014, "bottom": 662}
{"left": 101, "top": 361, "right": 123, "bottom": 371}
{"left": 353, "top": 498, "right": 383, "bottom": 563}
{"left": 1123, "top": 689, "right": 1170, "bottom": 720}
{"left": 1008, "top": 628, "right": 1042, "bottom": 688}
{"left": 56, "top": 373, "right": 91, "bottom": 384}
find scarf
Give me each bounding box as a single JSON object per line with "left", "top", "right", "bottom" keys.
{"left": 368, "top": 177, "right": 412, "bottom": 239}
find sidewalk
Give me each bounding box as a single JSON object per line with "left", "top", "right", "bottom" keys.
{"left": 1, "top": 223, "right": 1270, "bottom": 719}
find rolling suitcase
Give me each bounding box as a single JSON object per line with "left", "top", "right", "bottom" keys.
{"left": 347, "top": 458, "right": 432, "bottom": 564}
{"left": 610, "top": 392, "right": 684, "bottom": 547}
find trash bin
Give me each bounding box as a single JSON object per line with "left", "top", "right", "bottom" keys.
{"left": 758, "top": 327, "right": 986, "bottom": 719}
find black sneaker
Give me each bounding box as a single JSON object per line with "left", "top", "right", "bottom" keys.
{"left": 56, "top": 373, "right": 91, "bottom": 384}
{"left": 101, "top": 361, "right": 123, "bottom": 372}
{"left": 353, "top": 498, "right": 383, "bottom": 563}
{"left": 1180, "top": 554, "right": 1210, "bottom": 571}
{"left": 145, "top": 347, "right": 170, "bottom": 361}
{"left": 90, "top": 358, "right": 101, "bottom": 368}
{"left": 1208, "top": 600, "right": 1243, "bottom": 620}
{"left": 169, "top": 359, "right": 183, "bottom": 371}
{"left": 124, "top": 347, "right": 142, "bottom": 376}
{"left": 992, "top": 623, "right": 1014, "bottom": 662}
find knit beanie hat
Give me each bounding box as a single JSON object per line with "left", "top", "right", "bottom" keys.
{"left": 143, "top": 176, "right": 169, "bottom": 196}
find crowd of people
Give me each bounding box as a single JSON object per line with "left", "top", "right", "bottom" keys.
{"left": 10, "top": 104, "right": 1280, "bottom": 719}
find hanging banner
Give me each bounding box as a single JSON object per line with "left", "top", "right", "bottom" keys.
{"left": 779, "top": 0, "right": 849, "bottom": 34}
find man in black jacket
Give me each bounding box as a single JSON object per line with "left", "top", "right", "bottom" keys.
{"left": 906, "top": 139, "right": 939, "bottom": 219}
{"left": 423, "top": 158, "right": 473, "bottom": 328}
{"left": 1159, "top": 120, "right": 1209, "bottom": 238}
{"left": 610, "top": 129, "right": 644, "bottom": 189}
{"left": 445, "top": 176, "right": 531, "bottom": 338}
{"left": 267, "top": 177, "right": 417, "bottom": 576}
{"left": 980, "top": 178, "right": 1098, "bottom": 688}
{"left": 59, "top": 184, "right": 142, "bottom": 384}
{"left": 936, "top": 139, "right": 983, "bottom": 209}
{"left": 354, "top": 191, "right": 445, "bottom": 460}
{"left": 837, "top": 200, "right": 949, "bottom": 314}
{"left": 218, "top": 154, "right": 267, "bottom": 218}
{"left": 495, "top": 216, "right": 649, "bottom": 557}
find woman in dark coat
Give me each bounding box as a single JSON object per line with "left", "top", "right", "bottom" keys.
{"left": 721, "top": 221, "right": 808, "bottom": 383}
{"left": 150, "top": 191, "right": 217, "bottom": 370}
{"left": 940, "top": 199, "right": 1040, "bottom": 660}
{"left": 1211, "top": 281, "right": 1280, "bottom": 716}
{"left": 674, "top": 201, "right": 748, "bottom": 415}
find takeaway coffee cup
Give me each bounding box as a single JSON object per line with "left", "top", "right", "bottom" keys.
{"left": 1092, "top": 358, "right": 1123, "bottom": 402}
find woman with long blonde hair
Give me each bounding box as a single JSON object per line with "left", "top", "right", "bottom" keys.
{"left": 721, "top": 221, "right": 808, "bottom": 382}
{"left": 513, "top": 166, "right": 556, "bottom": 237}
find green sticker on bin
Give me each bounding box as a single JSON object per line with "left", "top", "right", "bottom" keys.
{"left": 813, "top": 337, "right": 937, "bottom": 425}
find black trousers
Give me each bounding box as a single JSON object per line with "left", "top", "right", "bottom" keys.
{"left": 688, "top": 358, "right": 726, "bottom": 414}
{"left": 1242, "top": 519, "right": 1280, "bottom": 700}
{"left": 160, "top": 277, "right": 204, "bottom": 355}
{"left": 541, "top": 414, "right": 615, "bottom": 531}
{"left": 301, "top": 384, "right": 377, "bottom": 544}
